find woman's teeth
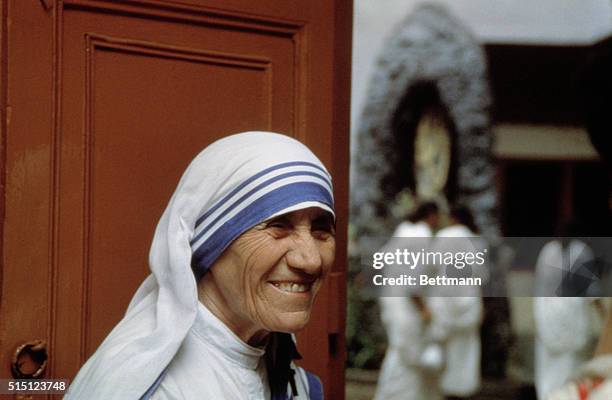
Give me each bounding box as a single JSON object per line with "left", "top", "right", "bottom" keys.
{"left": 272, "top": 282, "right": 310, "bottom": 293}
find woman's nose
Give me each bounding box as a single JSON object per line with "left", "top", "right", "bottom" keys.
{"left": 286, "top": 231, "right": 322, "bottom": 274}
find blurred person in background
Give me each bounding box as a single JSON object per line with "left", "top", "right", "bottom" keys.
{"left": 533, "top": 221, "right": 600, "bottom": 400}
{"left": 374, "top": 202, "right": 442, "bottom": 400}
{"left": 544, "top": 36, "right": 612, "bottom": 400}
{"left": 427, "top": 205, "right": 484, "bottom": 400}
{"left": 545, "top": 305, "right": 612, "bottom": 400}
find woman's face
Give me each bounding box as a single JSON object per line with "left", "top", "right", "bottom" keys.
{"left": 200, "top": 207, "right": 336, "bottom": 342}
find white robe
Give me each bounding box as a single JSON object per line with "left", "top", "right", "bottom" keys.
{"left": 545, "top": 351, "right": 612, "bottom": 400}
{"left": 427, "top": 224, "right": 484, "bottom": 397}
{"left": 151, "top": 302, "right": 313, "bottom": 399}
{"left": 374, "top": 221, "right": 442, "bottom": 400}
{"left": 534, "top": 240, "right": 595, "bottom": 400}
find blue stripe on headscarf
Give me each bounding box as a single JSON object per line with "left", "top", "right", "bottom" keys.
{"left": 190, "top": 170, "right": 331, "bottom": 246}
{"left": 192, "top": 181, "right": 333, "bottom": 273}
{"left": 194, "top": 161, "right": 331, "bottom": 228}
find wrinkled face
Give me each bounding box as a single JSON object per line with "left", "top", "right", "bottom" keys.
{"left": 202, "top": 207, "right": 336, "bottom": 338}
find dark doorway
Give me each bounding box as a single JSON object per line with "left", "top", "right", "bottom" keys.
{"left": 499, "top": 160, "right": 609, "bottom": 237}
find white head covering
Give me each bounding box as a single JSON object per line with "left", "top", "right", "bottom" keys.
{"left": 66, "top": 131, "right": 335, "bottom": 399}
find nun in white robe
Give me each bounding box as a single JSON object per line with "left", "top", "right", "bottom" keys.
{"left": 427, "top": 222, "right": 485, "bottom": 398}
{"left": 534, "top": 239, "right": 597, "bottom": 400}
{"left": 374, "top": 218, "right": 442, "bottom": 400}
{"left": 65, "top": 132, "right": 334, "bottom": 400}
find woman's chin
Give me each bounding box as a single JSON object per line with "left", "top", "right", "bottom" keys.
{"left": 268, "top": 311, "right": 311, "bottom": 333}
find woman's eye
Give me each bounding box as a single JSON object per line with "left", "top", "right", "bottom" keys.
{"left": 312, "top": 217, "right": 336, "bottom": 236}
{"left": 265, "top": 218, "right": 291, "bottom": 230}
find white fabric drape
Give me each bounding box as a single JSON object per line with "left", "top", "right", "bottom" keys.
{"left": 150, "top": 302, "right": 314, "bottom": 400}
{"left": 534, "top": 240, "right": 596, "bottom": 400}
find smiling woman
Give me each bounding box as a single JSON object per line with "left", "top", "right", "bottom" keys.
{"left": 64, "top": 132, "right": 335, "bottom": 400}
{"left": 199, "top": 207, "right": 336, "bottom": 346}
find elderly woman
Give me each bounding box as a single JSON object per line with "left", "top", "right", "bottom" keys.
{"left": 65, "top": 132, "right": 336, "bottom": 400}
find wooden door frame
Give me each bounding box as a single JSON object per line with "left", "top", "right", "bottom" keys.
{"left": 328, "top": 1, "right": 352, "bottom": 398}
{"left": 0, "top": 0, "right": 7, "bottom": 316}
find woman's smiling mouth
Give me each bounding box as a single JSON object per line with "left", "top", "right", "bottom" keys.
{"left": 269, "top": 281, "right": 313, "bottom": 293}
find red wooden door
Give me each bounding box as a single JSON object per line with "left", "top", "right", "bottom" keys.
{"left": 0, "top": 1, "right": 351, "bottom": 398}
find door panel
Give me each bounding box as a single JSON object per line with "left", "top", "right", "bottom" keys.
{"left": 1, "top": 1, "right": 350, "bottom": 399}
{"left": 60, "top": 8, "right": 295, "bottom": 356}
